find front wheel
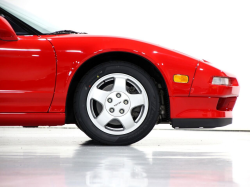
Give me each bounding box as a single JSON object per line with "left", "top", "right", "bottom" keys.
{"left": 74, "top": 61, "right": 160, "bottom": 145}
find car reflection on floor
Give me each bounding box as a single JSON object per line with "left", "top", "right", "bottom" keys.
{"left": 66, "top": 142, "right": 237, "bottom": 187}
{"left": 0, "top": 128, "right": 249, "bottom": 187}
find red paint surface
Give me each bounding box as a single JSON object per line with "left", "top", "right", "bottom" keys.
{"left": 44, "top": 35, "right": 199, "bottom": 112}
{"left": 190, "top": 61, "right": 239, "bottom": 97}
{"left": 170, "top": 97, "right": 233, "bottom": 118}
{"left": 0, "top": 36, "right": 56, "bottom": 112}
{"left": 0, "top": 32, "right": 240, "bottom": 126}
{"left": 0, "top": 113, "right": 65, "bottom": 126}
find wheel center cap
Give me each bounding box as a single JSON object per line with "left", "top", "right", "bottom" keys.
{"left": 105, "top": 92, "right": 131, "bottom": 117}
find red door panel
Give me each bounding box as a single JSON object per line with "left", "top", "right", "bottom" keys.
{"left": 0, "top": 36, "right": 56, "bottom": 112}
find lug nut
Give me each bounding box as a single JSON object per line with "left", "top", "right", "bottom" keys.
{"left": 116, "top": 93, "right": 121, "bottom": 98}
{"left": 107, "top": 98, "right": 113, "bottom": 103}
{"left": 109, "top": 108, "right": 115, "bottom": 113}
{"left": 119, "top": 109, "right": 125, "bottom": 114}
{"left": 123, "top": 100, "right": 129, "bottom": 105}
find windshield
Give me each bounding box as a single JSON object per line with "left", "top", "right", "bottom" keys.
{"left": 0, "top": 1, "right": 63, "bottom": 34}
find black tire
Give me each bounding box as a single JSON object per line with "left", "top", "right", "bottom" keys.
{"left": 74, "top": 61, "right": 160, "bottom": 145}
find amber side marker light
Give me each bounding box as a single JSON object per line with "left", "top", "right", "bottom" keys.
{"left": 173, "top": 75, "right": 189, "bottom": 83}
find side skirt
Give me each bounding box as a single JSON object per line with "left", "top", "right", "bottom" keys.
{"left": 0, "top": 113, "right": 65, "bottom": 126}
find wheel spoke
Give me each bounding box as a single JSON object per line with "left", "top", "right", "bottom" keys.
{"left": 129, "top": 93, "right": 145, "bottom": 108}
{"left": 119, "top": 113, "right": 135, "bottom": 129}
{"left": 112, "top": 77, "right": 127, "bottom": 92}
{"left": 90, "top": 87, "right": 110, "bottom": 104}
{"left": 96, "top": 110, "right": 113, "bottom": 127}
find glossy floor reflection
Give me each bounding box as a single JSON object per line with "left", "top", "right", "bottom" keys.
{"left": 0, "top": 127, "right": 250, "bottom": 187}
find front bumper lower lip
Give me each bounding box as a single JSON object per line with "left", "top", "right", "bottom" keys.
{"left": 171, "top": 118, "right": 232, "bottom": 128}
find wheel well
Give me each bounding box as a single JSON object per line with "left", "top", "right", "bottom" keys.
{"left": 65, "top": 51, "right": 170, "bottom": 124}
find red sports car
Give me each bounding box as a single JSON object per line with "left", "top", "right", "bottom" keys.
{"left": 0, "top": 3, "right": 240, "bottom": 145}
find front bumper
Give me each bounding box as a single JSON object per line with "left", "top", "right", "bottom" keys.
{"left": 170, "top": 96, "right": 237, "bottom": 128}
{"left": 169, "top": 60, "right": 240, "bottom": 128}
{"left": 170, "top": 96, "right": 235, "bottom": 119}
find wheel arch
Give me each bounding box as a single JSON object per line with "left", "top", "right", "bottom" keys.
{"left": 65, "top": 51, "right": 170, "bottom": 124}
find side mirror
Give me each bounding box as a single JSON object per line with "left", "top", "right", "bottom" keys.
{"left": 0, "top": 16, "right": 18, "bottom": 41}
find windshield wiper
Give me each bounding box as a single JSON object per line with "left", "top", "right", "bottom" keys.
{"left": 50, "top": 30, "right": 87, "bottom": 35}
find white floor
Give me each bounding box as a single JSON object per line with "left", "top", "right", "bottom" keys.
{"left": 0, "top": 126, "right": 250, "bottom": 187}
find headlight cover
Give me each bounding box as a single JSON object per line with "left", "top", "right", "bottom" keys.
{"left": 212, "top": 77, "right": 230, "bottom": 86}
